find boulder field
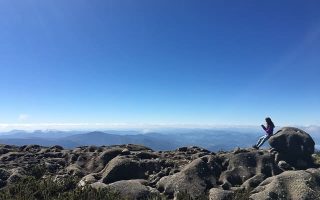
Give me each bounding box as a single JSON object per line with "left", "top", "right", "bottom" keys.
{"left": 0, "top": 127, "right": 319, "bottom": 200}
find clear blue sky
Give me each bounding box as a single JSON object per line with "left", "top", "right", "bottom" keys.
{"left": 0, "top": 0, "right": 320, "bottom": 129}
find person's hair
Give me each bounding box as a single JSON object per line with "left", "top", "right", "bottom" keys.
{"left": 265, "top": 117, "right": 275, "bottom": 128}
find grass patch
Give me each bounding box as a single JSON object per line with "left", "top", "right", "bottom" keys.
{"left": 0, "top": 176, "right": 123, "bottom": 200}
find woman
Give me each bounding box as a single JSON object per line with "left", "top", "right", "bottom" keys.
{"left": 253, "top": 117, "right": 275, "bottom": 149}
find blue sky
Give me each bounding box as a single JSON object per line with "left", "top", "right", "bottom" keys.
{"left": 0, "top": 0, "right": 320, "bottom": 130}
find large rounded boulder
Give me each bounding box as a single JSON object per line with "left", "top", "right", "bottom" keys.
{"left": 269, "top": 127, "right": 315, "bottom": 169}
{"left": 156, "top": 156, "right": 221, "bottom": 199}
{"left": 101, "top": 157, "right": 147, "bottom": 184}
{"left": 250, "top": 169, "right": 320, "bottom": 200}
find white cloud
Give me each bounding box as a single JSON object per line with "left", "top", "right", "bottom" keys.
{"left": 0, "top": 122, "right": 258, "bottom": 132}
{"left": 0, "top": 123, "right": 133, "bottom": 131}
{"left": 142, "top": 129, "right": 152, "bottom": 133}
{"left": 0, "top": 122, "right": 318, "bottom": 132}
{"left": 18, "top": 114, "right": 30, "bottom": 121}
{"left": 304, "top": 125, "right": 320, "bottom": 135}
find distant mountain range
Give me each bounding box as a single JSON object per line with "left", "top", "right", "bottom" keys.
{"left": 0, "top": 126, "right": 319, "bottom": 151}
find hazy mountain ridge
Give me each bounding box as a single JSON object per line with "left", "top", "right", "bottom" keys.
{"left": 0, "top": 126, "right": 319, "bottom": 151}
{"left": 0, "top": 130, "right": 258, "bottom": 151}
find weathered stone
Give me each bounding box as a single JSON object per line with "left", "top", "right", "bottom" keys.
{"left": 0, "top": 148, "right": 9, "bottom": 155}
{"left": 79, "top": 173, "right": 99, "bottom": 187}
{"left": 99, "top": 149, "right": 123, "bottom": 164}
{"left": 101, "top": 157, "right": 147, "bottom": 184}
{"left": 136, "top": 152, "right": 158, "bottom": 159}
{"left": 0, "top": 131, "right": 318, "bottom": 198}
{"left": 107, "top": 180, "right": 153, "bottom": 200}
{"left": 250, "top": 169, "right": 320, "bottom": 200}
{"left": 0, "top": 168, "right": 10, "bottom": 180}
{"left": 209, "top": 188, "right": 234, "bottom": 200}
{"left": 278, "top": 160, "right": 294, "bottom": 171}
{"left": 241, "top": 174, "right": 266, "bottom": 190}
{"left": 50, "top": 145, "right": 64, "bottom": 151}
{"left": 219, "top": 150, "right": 281, "bottom": 188}
{"left": 157, "top": 156, "right": 219, "bottom": 199}
{"left": 65, "top": 164, "right": 84, "bottom": 177}
{"left": 90, "top": 182, "right": 108, "bottom": 189}
{"left": 125, "top": 144, "right": 153, "bottom": 151}
{"left": 269, "top": 127, "right": 315, "bottom": 169}
{"left": 24, "top": 145, "right": 41, "bottom": 152}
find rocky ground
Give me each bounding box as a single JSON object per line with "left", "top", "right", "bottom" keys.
{"left": 0, "top": 127, "right": 320, "bottom": 200}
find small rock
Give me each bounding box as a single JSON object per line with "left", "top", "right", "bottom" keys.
{"left": 278, "top": 160, "right": 294, "bottom": 171}
{"left": 136, "top": 152, "right": 158, "bottom": 159}
{"left": 177, "top": 147, "right": 188, "bottom": 152}
{"left": 209, "top": 188, "right": 233, "bottom": 200}
{"left": 121, "top": 148, "right": 130, "bottom": 155}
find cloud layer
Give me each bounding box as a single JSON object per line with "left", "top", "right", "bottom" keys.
{"left": 18, "top": 114, "right": 29, "bottom": 121}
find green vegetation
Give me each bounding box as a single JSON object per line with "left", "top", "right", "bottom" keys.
{"left": 0, "top": 176, "right": 123, "bottom": 200}
{"left": 26, "top": 163, "right": 47, "bottom": 179}
{"left": 0, "top": 164, "right": 253, "bottom": 200}
{"left": 0, "top": 178, "right": 252, "bottom": 200}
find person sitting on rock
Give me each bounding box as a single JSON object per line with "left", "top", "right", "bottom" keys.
{"left": 253, "top": 117, "right": 275, "bottom": 149}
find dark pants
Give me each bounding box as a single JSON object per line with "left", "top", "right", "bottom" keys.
{"left": 256, "top": 135, "right": 271, "bottom": 148}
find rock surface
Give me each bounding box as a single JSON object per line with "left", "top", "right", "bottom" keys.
{"left": 218, "top": 149, "right": 281, "bottom": 189}
{"left": 209, "top": 188, "right": 233, "bottom": 200}
{"left": 250, "top": 169, "right": 320, "bottom": 200}
{"left": 157, "top": 156, "right": 219, "bottom": 199}
{"left": 101, "top": 157, "right": 147, "bottom": 184}
{"left": 0, "top": 127, "right": 319, "bottom": 199}
{"left": 107, "top": 180, "right": 156, "bottom": 200}
{"left": 269, "top": 127, "right": 315, "bottom": 169}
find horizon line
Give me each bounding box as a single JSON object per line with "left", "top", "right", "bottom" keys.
{"left": 0, "top": 122, "right": 319, "bottom": 132}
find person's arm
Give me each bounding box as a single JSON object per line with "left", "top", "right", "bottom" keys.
{"left": 261, "top": 124, "right": 266, "bottom": 131}
{"left": 265, "top": 126, "right": 273, "bottom": 135}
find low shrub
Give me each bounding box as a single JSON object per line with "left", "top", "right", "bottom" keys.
{"left": 0, "top": 176, "right": 122, "bottom": 200}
